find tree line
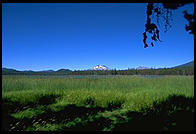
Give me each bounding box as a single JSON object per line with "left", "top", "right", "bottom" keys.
{"left": 2, "top": 67, "right": 194, "bottom": 76}
{"left": 68, "top": 67, "right": 193, "bottom": 75}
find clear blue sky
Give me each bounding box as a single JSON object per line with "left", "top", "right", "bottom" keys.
{"left": 2, "top": 3, "right": 194, "bottom": 71}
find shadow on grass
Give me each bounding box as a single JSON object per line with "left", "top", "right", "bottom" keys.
{"left": 113, "top": 95, "right": 194, "bottom": 131}
{"left": 2, "top": 103, "right": 107, "bottom": 131}
{"left": 2, "top": 94, "right": 59, "bottom": 131}
{"left": 2, "top": 94, "right": 194, "bottom": 131}
{"left": 62, "top": 116, "right": 112, "bottom": 131}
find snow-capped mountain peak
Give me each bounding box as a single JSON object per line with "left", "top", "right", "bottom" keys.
{"left": 93, "top": 65, "right": 109, "bottom": 70}
{"left": 136, "top": 66, "right": 149, "bottom": 70}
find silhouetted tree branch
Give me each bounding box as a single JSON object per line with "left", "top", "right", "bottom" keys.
{"left": 143, "top": 3, "right": 194, "bottom": 48}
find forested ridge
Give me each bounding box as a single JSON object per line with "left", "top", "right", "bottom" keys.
{"left": 2, "top": 67, "right": 194, "bottom": 75}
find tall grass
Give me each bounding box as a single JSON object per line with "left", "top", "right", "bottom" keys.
{"left": 2, "top": 75, "right": 194, "bottom": 131}
{"left": 2, "top": 75, "right": 194, "bottom": 111}
{"left": 2, "top": 75, "right": 194, "bottom": 92}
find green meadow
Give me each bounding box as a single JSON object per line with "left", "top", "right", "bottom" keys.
{"left": 2, "top": 75, "right": 194, "bottom": 131}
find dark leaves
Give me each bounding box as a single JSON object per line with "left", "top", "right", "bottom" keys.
{"left": 151, "top": 42, "right": 154, "bottom": 47}
{"left": 154, "top": 8, "right": 161, "bottom": 15}
{"left": 143, "top": 3, "right": 161, "bottom": 48}
{"left": 156, "top": 29, "right": 160, "bottom": 41}
{"left": 143, "top": 32, "right": 148, "bottom": 48}
{"left": 143, "top": 3, "right": 194, "bottom": 48}
{"left": 183, "top": 11, "right": 194, "bottom": 34}
{"left": 144, "top": 43, "right": 148, "bottom": 48}
{"left": 147, "top": 3, "right": 153, "bottom": 16}
{"left": 143, "top": 4, "right": 161, "bottom": 48}
{"left": 151, "top": 33, "right": 157, "bottom": 41}
{"left": 162, "top": 3, "right": 185, "bottom": 10}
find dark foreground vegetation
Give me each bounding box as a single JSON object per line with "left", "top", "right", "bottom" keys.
{"left": 2, "top": 94, "right": 194, "bottom": 131}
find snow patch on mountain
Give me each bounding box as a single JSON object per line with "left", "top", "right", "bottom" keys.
{"left": 93, "top": 65, "right": 109, "bottom": 70}
{"left": 136, "top": 66, "right": 149, "bottom": 70}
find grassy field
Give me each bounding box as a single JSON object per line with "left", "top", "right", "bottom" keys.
{"left": 2, "top": 75, "right": 194, "bottom": 131}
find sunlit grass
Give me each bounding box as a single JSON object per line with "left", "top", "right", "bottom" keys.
{"left": 2, "top": 75, "right": 194, "bottom": 131}
{"left": 11, "top": 106, "right": 45, "bottom": 120}
{"left": 3, "top": 75, "right": 194, "bottom": 111}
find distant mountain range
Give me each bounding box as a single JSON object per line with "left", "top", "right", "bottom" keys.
{"left": 2, "top": 61, "right": 194, "bottom": 75}
{"left": 173, "top": 61, "right": 194, "bottom": 68}
{"left": 2, "top": 68, "right": 72, "bottom": 75}
{"left": 2, "top": 68, "right": 20, "bottom": 73}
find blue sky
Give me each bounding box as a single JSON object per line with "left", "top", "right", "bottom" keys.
{"left": 2, "top": 3, "right": 194, "bottom": 71}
